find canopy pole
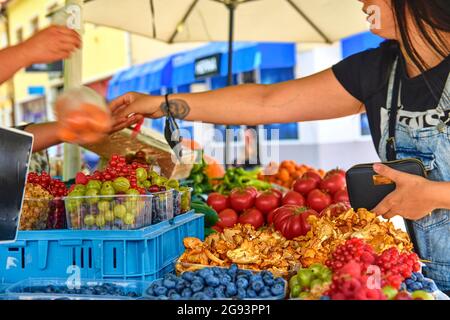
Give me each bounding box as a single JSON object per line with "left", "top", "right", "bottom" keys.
{"left": 224, "top": 2, "right": 236, "bottom": 169}
{"left": 62, "top": 0, "right": 83, "bottom": 181}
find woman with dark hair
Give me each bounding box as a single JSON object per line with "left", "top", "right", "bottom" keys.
{"left": 111, "top": 0, "right": 450, "bottom": 291}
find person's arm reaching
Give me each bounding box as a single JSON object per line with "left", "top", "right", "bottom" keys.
{"left": 0, "top": 25, "right": 81, "bottom": 85}
{"left": 111, "top": 68, "right": 364, "bottom": 126}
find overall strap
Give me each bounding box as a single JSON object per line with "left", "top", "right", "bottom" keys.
{"left": 437, "top": 73, "right": 450, "bottom": 111}
{"left": 386, "top": 59, "right": 402, "bottom": 162}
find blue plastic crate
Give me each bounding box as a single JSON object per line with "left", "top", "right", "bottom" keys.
{"left": 0, "top": 212, "right": 204, "bottom": 285}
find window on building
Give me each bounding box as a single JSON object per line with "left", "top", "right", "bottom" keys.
{"left": 30, "top": 17, "right": 39, "bottom": 35}
{"left": 16, "top": 27, "right": 23, "bottom": 43}
{"left": 361, "top": 113, "right": 371, "bottom": 136}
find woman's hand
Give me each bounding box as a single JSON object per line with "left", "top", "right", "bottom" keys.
{"left": 110, "top": 92, "right": 164, "bottom": 123}
{"left": 372, "top": 164, "right": 444, "bottom": 220}
{"left": 17, "top": 25, "right": 81, "bottom": 66}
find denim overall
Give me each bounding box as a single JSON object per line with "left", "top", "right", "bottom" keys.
{"left": 378, "top": 59, "right": 450, "bottom": 291}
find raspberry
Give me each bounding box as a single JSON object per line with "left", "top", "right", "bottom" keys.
{"left": 326, "top": 238, "right": 376, "bottom": 272}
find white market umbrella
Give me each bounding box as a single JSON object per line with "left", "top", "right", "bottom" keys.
{"left": 83, "top": 0, "right": 370, "bottom": 165}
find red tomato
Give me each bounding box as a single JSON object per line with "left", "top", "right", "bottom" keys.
{"left": 320, "top": 202, "right": 351, "bottom": 218}
{"left": 207, "top": 193, "right": 230, "bottom": 213}
{"left": 238, "top": 208, "right": 265, "bottom": 229}
{"left": 267, "top": 208, "right": 277, "bottom": 225}
{"left": 326, "top": 168, "right": 346, "bottom": 179}
{"left": 293, "top": 177, "right": 318, "bottom": 196}
{"left": 270, "top": 188, "right": 283, "bottom": 200}
{"left": 272, "top": 205, "right": 319, "bottom": 240}
{"left": 255, "top": 192, "right": 281, "bottom": 214}
{"left": 302, "top": 171, "right": 322, "bottom": 184}
{"left": 229, "top": 189, "right": 255, "bottom": 212}
{"left": 319, "top": 173, "right": 346, "bottom": 195}
{"left": 217, "top": 209, "right": 239, "bottom": 229}
{"left": 244, "top": 186, "right": 258, "bottom": 200}
{"left": 282, "top": 191, "right": 305, "bottom": 206}
{"left": 333, "top": 189, "right": 349, "bottom": 204}
{"left": 211, "top": 225, "right": 223, "bottom": 233}
{"left": 307, "top": 189, "right": 332, "bottom": 212}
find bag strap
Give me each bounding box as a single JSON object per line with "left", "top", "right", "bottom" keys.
{"left": 386, "top": 60, "right": 402, "bottom": 161}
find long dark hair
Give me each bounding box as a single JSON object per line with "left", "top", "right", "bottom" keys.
{"left": 393, "top": 0, "right": 450, "bottom": 73}
{"left": 379, "top": 0, "right": 449, "bottom": 102}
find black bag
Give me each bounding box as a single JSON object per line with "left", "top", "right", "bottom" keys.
{"left": 346, "top": 158, "right": 427, "bottom": 211}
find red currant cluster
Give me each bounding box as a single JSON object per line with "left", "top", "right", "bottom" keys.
{"left": 328, "top": 260, "right": 386, "bottom": 300}
{"left": 27, "top": 172, "right": 68, "bottom": 229}
{"left": 326, "top": 238, "right": 376, "bottom": 272}
{"left": 376, "top": 247, "right": 421, "bottom": 289}
{"left": 27, "top": 172, "right": 68, "bottom": 198}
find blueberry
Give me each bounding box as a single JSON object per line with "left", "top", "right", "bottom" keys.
{"left": 154, "top": 286, "right": 168, "bottom": 296}
{"left": 236, "top": 277, "right": 249, "bottom": 289}
{"left": 225, "top": 283, "right": 237, "bottom": 297}
{"left": 275, "top": 278, "right": 285, "bottom": 286}
{"left": 153, "top": 279, "right": 164, "bottom": 287}
{"left": 205, "top": 276, "right": 220, "bottom": 287}
{"left": 191, "top": 280, "right": 204, "bottom": 293}
{"left": 238, "top": 270, "right": 253, "bottom": 278}
{"left": 214, "top": 287, "right": 226, "bottom": 299}
{"left": 320, "top": 295, "right": 331, "bottom": 300}
{"left": 405, "top": 279, "right": 414, "bottom": 286}
{"left": 246, "top": 289, "right": 257, "bottom": 299}
{"left": 219, "top": 274, "right": 232, "bottom": 286}
{"left": 230, "top": 264, "right": 238, "bottom": 273}
{"left": 192, "top": 276, "right": 205, "bottom": 285}
{"left": 157, "top": 295, "right": 169, "bottom": 300}
{"left": 192, "top": 292, "right": 208, "bottom": 300}
{"left": 198, "top": 268, "right": 213, "bottom": 279}
{"left": 271, "top": 283, "right": 285, "bottom": 296}
{"left": 251, "top": 280, "right": 264, "bottom": 293}
{"left": 410, "top": 273, "right": 418, "bottom": 282}
{"left": 181, "top": 288, "right": 193, "bottom": 298}
{"left": 127, "top": 292, "right": 138, "bottom": 298}
{"left": 259, "top": 288, "right": 272, "bottom": 298}
{"left": 163, "top": 279, "right": 177, "bottom": 289}
{"left": 237, "top": 288, "right": 247, "bottom": 300}
{"left": 170, "top": 293, "right": 181, "bottom": 300}
{"left": 416, "top": 273, "right": 425, "bottom": 281}
{"left": 175, "top": 279, "right": 187, "bottom": 292}
{"left": 211, "top": 267, "right": 223, "bottom": 275}
{"left": 400, "top": 283, "right": 407, "bottom": 291}
{"left": 182, "top": 272, "right": 195, "bottom": 282}
{"left": 203, "top": 287, "right": 215, "bottom": 298}
{"left": 167, "top": 289, "right": 178, "bottom": 297}
{"left": 263, "top": 276, "right": 275, "bottom": 286}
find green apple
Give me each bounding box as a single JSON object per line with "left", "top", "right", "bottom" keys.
{"left": 104, "top": 210, "right": 115, "bottom": 222}
{"left": 136, "top": 168, "right": 148, "bottom": 182}
{"left": 112, "top": 177, "right": 130, "bottom": 193}
{"left": 95, "top": 214, "right": 106, "bottom": 227}
{"left": 113, "top": 204, "right": 127, "bottom": 220}
{"left": 382, "top": 286, "right": 398, "bottom": 300}
{"left": 297, "top": 269, "right": 314, "bottom": 289}
{"left": 290, "top": 284, "right": 301, "bottom": 298}
{"left": 100, "top": 184, "right": 115, "bottom": 201}
{"left": 84, "top": 214, "right": 96, "bottom": 226}
{"left": 289, "top": 275, "right": 299, "bottom": 289}
{"left": 143, "top": 180, "right": 151, "bottom": 188}
{"left": 166, "top": 179, "right": 179, "bottom": 190}
{"left": 126, "top": 189, "right": 140, "bottom": 196}
{"left": 98, "top": 200, "right": 111, "bottom": 212}
{"left": 85, "top": 188, "right": 100, "bottom": 204}
{"left": 298, "top": 292, "right": 310, "bottom": 300}
{"left": 123, "top": 213, "right": 136, "bottom": 225}
{"left": 86, "top": 180, "right": 102, "bottom": 191}
{"left": 411, "top": 290, "right": 434, "bottom": 300}
{"left": 73, "top": 184, "right": 87, "bottom": 194}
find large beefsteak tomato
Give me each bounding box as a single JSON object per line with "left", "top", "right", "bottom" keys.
{"left": 272, "top": 205, "right": 319, "bottom": 240}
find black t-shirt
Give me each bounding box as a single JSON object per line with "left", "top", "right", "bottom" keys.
{"left": 332, "top": 44, "right": 450, "bottom": 152}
